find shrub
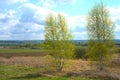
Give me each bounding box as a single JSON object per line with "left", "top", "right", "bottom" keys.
{"left": 74, "top": 46, "right": 86, "bottom": 59}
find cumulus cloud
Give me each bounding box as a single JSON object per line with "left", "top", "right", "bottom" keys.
{"left": 66, "top": 15, "right": 87, "bottom": 40}
{"left": 0, "top": 10, "right": 16, "bottom": 23}
{"left": 0, "top": 10, "right": 18, "bottom": 39}
{"left": 0, "top": 10, "right": 17, "bottom": 34}
{"left": 20, "top": 3, "right": 51, "bottom": 20}
{"left": 9, "top": 3, "right": 52, "bottom": 40}
{"left": 0, "top": 2, "right": 49, "bottom": 40}
{"left": 107, "top": 6, "right": 120, "bottom": 39}
{"left": 67, "top": 15, "right": 86, "bottom": 31}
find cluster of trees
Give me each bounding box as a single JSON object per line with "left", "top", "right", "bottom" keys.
{"left": 43, "top": 2, "right": 115, "bottom": 72}
{"left": 20, "top": 43, "right": 41, "bottom": 49}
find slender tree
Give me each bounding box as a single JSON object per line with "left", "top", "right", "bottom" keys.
{"left": 86, "top": 2, "right": 115, "bottom": 70}
{"left": 44, "top": 13, "right": 74, "bottom": 72}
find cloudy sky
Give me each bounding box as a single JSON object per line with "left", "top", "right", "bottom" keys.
{"left": 0, "top": 0, "right": 120, "bottom": 40}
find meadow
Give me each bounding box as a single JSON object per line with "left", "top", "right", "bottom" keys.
{"left": 0, "top": 49, "right": 46, "bottom": 57}
{"left": 0, "top": 48, "right": 120, "bottom": 80}
{"left": 0, "top": 57, "right": 103, "bottom": 80}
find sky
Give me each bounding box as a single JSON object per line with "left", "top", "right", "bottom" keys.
{"left": 0, "top": 0, "right": 120, "bottom": 40}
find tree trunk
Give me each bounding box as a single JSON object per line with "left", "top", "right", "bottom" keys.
{"left": 57, "top": 57, "right": 64, "bottom": 72}
{"left": 99, "top": 56, "right": 103, "bottom": 71}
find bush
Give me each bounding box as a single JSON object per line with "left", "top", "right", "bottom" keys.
{"left": 74, "top": 46, "right": 86, "bottom": 59}
{"left": 116, "top": 47, "right": 120, "bottom": 53}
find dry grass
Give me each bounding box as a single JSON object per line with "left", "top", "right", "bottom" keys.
{"left": 0, "top": 56, "right": 120, "bottom": 80}
{"left": 110, "top": 54, "right": 120, "bottom": 67}
{"left": 64, "top": 59, "right": 91, "bottom": 73}
{"left": 0, "top": 56, "right": 45, "bottom": 67}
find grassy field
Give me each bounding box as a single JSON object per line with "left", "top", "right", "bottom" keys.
{"left": 0, "top": 49, "right": 119, "bottom": 80}
{"left": 0, "top": 65, "right": 99, "bottom": 80}
{"left": 0, "top": 49, "right": 42, "bottom": 53}
{"left": 0, "top": 49, "right": 46, "bottom": 57}
{"left": 0, "top": 56, "right": 118, "bottom": 80}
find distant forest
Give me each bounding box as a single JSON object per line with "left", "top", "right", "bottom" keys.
{"left": 0, "top": 40, "right": 120, "bottom": 46}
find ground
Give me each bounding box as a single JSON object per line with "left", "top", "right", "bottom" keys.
{"left": 0, "top": 49, "right": 120, "bottom": 80}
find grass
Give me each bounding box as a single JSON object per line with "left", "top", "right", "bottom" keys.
{"left": 0, "top": 50, "right": 119, "bottom": 80}
{"left": 0, "top": 49, "right": 42, "bottom": 53}
{"left": 0, "top": 65, "right": 99, "bottom": 80}
{"left": 0, "top": 65, "right": 44, "bottom": 80}
{"left": 0, "top": 49, "right": 47, "bottom": 57}
{"left": 0, "top": 56, "right": 119, "bottom": 80}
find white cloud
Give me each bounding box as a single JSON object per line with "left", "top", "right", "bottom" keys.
{"left": 38, "top": 0, "right": 77, "bottom": 8}
{"left": 72, "top": 0, "right": 77, "bottom": 4}
{"left": 0, "top": 10, "right": 16, "bottom": 19}
{"left": 38, "top": 0, "right": 55, "bottom": 8}
{"left": 67, "top": 15, "right": 86, "bottom": 32}
{"left": 0, "top": 10, "right": 18, "bottom": 33}
{"left": 20, "top": 3, "right": 51, "bottom": 18}
{"left": 107, "top": 6, "right": 120, "bottom": 16}
{"left": 115, "top": 24, "right": 120, "bottom": 32}
{"left": 107, "top": 6, "right": 120, "bottom": 22}
{"left": 72, "top": 31, "right": 87, "bottom": 40}
{"left": 107, "top": 6, "right": 120, "bottom": 39}
{"left": 7, "top": 3, "right": 54, "bottom": 40}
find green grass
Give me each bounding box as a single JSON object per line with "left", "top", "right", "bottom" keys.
{"left": 0, "top": 65, "right": 44, "bottom": 80}
{"left": 0, "top": 49, "right": 42, "bottom": 53}
{"left": 0, "top": 65, "right": 99, "bottom": 80}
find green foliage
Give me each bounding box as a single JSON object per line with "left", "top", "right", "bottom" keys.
{"left": 44, "top": 55, "right": 73, "bottom": 72}
{"left": 88, "top": 43, "right": 110, "bottom": 62}
{"left": 20, "top": 43, "right": 41, "bottom": 49}
{"left": 43, "top": 13, "right": 74, "bottom": 72}
{"left": 74, "top": 46, "right": 87, "bottom": 59}
{"left": 86, "top": 2, "right": 115, "bottom": 70}
{"left": 116, "top": 47, "right": 120, "bottom": 53}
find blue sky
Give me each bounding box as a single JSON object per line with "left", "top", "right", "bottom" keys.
{"left": 0, "top": 0, "right": 120, "bottom": 40}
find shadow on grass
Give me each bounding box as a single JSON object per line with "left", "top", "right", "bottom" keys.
{"left": 9, "top": 71, "right": 56, "bottom": 80}
{"left": 10, "top": 73, "right": 42, "bottom": 79}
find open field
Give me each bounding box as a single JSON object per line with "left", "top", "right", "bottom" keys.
{"left": 0, "top": 49, "right": 46, "bottom": 57}
{"left": 0, "top": 49, "right": 42, "bottom": 53}
{"left": 0, "top": 65, "right": 99, "bottom": 80}
{"left": 0, "top": 57, "right": 98, "bottom": 80}
{"left": 0, "top": 56, "right": 120, "bottom": 80}
{"left": 0, "top": 49, "right": 120, "bottom": 80}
